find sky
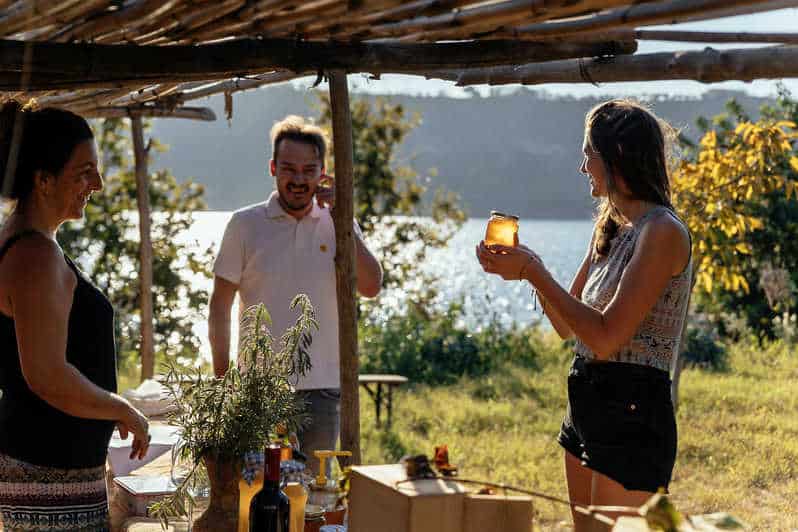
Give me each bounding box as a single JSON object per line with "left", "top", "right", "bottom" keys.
{"left": 289, "top": 7, "right": 798, "bottom": 100}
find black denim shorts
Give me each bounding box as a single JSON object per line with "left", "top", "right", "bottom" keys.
{"left": 558, "top": 356, "right": 677, "bottom": 493}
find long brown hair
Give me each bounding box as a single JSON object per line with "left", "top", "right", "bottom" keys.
{"left": 585, "top": 99, "right": 675, "bottom": 261}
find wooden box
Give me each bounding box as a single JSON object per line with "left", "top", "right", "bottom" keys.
{"left": 349, "top": 464, "right": 466, "bottom": 532}
{"left": 113, "top": 475, "right": 176, "bottom": 517}
{"left": 462, "top": 494, "right": 534, "bottom": 532}
{"left": 348, "top": 464, "right": 532, "bottom": 532}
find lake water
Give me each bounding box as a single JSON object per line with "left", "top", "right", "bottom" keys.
{"left": 180, "top": 213, "right": 593, "bottom": 360}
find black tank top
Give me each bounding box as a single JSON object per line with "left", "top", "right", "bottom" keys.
{"left": 0, "top": 232, "right": 117, "bottom": 468}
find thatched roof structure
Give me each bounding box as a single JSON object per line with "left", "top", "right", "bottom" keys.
{"left": 2, "top": 0, "right": 798, "bottom": 118}
{"left": 4, "top": 0, "right": 798, "bottom": 467}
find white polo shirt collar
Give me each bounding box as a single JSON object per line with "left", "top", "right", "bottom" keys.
{"left": 265, "top": 191, "right": 323, "bottom": 220}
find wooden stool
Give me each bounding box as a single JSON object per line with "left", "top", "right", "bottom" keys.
{"left": 358, "top": 374, "right": 408, "bottom": 428}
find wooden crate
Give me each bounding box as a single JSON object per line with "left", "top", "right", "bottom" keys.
{"left": 348, "top": 464, "right": 532, "bottom": 532}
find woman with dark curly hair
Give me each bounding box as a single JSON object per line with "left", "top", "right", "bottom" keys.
{"left": 477, "top": 100, "right": 691, "bottom": 530}
{"left": 0, "top": 101, "right": 150, "bottom": 531}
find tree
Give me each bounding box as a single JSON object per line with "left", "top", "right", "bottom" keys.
{"left": 59, "top": 118, "right": 213, "bottom": 380}
{"left": 316, "top": 94, "right": 466, "bottom": 319}
{"left": 673, "top": 88, "right": 798, "bottom": 337}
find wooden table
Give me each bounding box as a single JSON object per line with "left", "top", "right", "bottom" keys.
{"left": 111, "top": 423, "right": 203, "bottom": 532}
{"left": 358, "top": 374, "right": 408, "bottom": 428}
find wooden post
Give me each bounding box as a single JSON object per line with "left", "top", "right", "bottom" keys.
{"left": 130, "top": 115, "right": 155, "bottom": 382}
{"left": 329, "top": 69, "right": 360, "bottom": 467}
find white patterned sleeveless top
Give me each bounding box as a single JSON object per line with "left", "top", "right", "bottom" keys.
{"left": 574, "top": 206, "right": 693, "bottom": 372}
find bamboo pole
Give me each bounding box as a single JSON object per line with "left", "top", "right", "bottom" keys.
{"left": 109, "top": 83, "right": 182, "bottom": 107}
{"left": 426, "top": 45, "right": 798, "bottom": 86}
{"left": 167, "top": 72, "right": 304, "bottom": 104}
{"left": 329, "top": 69, "right": 360, "bottom": 468}
{"left": 52, "top": 0, "right": 180, "bottom": 42}
{"left": 343, "top": 0, "right": 650, "bottom": 41}
{"left": 633, "top": 29, "right": 798, "bottom": 44}
{"left": 130, "top": 115, "right": 155, "bottom": 383}
{"left": 364, "top": 0, "right": 554, "bottom": 39}
{"left": 513, "top": 0, "right": 798, "bottom": 39}
{"left": 0, "top": 0, "right": 82, "bottom": 37}
{"left": 180, "top": 0, "right": 400, "bottom": 42}
{"left": 395, "top": 1, "right": 656, "bottom": 43}
{"left": 83, "top": 105, "right": 216, "bottom": 120}
{"left": 341, "top": 0, "right": 477, "bottom": 26}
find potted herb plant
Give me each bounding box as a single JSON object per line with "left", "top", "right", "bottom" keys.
{"left": 151, "top": 296, "right": 316, "bottom": 530}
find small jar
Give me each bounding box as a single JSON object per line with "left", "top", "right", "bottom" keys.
{"left": 485, "top": 211, "right": 519, "bottom": 247}
{"left": 304, "top": 509, "right": 326, "bottom": 532}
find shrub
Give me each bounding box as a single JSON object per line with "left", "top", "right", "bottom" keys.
{"left": 683, "top": 327, "right": 728, "bottom": 371}
{"left": 359, "top": 300, "right": 542, "bottom": 385}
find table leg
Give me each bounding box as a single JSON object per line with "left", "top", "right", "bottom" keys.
{"left": 375, "top": 383, "right": 383, "bottom": 428}
{"left": 387, "top": 385, "right": 394, "bottom": 429}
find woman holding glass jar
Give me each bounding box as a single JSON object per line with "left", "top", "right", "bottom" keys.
{"left": 477, "top": 99, "right": 691, "bottom": 530}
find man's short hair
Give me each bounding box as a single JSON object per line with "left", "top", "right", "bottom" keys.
{"left": 270, "top": 115, "right": 327, "bottom": 163}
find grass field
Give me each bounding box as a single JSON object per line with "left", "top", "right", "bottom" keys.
{"left": 357, "top": 336, "right": 798, "bottom": 531}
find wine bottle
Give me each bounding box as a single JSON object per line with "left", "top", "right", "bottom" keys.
{"left": 249, "top": 445, "right": 290, "bottom": 532}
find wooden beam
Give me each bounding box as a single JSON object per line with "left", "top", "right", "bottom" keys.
{"left": 130, "top": 115, "right": 155, "bottom": 383}
{"left": 361, "top": 0, "right": 567, "bottom": 39}
{"left": 426, "top": 45, "right": 798, "bottom": 86}
{"left": 83, "top": 106, "right": 216, "bottom": 120}
{"left": 329, "top": 69, "right": 360, "bottom": 469}
{"left": 166, "top": 71, "right": 303, "bottom": 105}
{"left": 632, "top": 29, "right": 798, "bottom": 44}
{"left": 0, "top": 37, "right": 636, "bottom": 90}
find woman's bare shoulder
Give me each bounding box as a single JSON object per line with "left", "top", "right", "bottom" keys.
{"left": 639, "top": 213, "right": 691, "bottom": 273}
{"left": 1, "top": 232, "right": 72, "bottom": 288}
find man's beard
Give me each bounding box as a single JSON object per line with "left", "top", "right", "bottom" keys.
{"left": 279, "top": 183, "right": 313, "bottom": 211}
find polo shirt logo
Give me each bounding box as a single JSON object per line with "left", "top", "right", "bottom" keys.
{"left": 320, "top": 244, "right": 328, "bottom": 253}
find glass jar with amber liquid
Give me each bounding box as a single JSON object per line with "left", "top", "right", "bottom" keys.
{"left": 485, "top": 211, "right": 519, "bottom": 248}
{"left": 238, "top": 459, "right": 264, "bottom": 532}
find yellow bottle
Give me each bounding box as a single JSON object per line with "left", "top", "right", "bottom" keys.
{"left": 238, "top": 465, "right": 264, "bottom": 532}
{"left": 283, "top": 482, "right": 308, "bottom": 532}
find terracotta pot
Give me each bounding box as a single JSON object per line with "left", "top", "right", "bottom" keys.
{"left": 192, "top": 455, "right": 240, "bottom": 532}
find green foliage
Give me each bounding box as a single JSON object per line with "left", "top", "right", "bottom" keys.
{"left": 359, "top": 298, "right": 544, "bottom": 385}
{"left": 163, "top": 299, "right": 315, "bottom": 461}
{"left": 684, "top": 87, "right": 798, "bottom": 338}
{"left": 58, "top": 118, "right": 213, "bottom": 373}
{"left": 316, "top": 94, "right": 466, "bottom": 313}
{"left": 151, "top": 299, "right": 316, "bottom": 524}
{"left": 682, "top": 326, "right": 727, "bottom": 371}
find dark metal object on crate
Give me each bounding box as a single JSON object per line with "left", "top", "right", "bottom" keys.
{"left": 401, "top": 455, "right": 436, "bottom": 479}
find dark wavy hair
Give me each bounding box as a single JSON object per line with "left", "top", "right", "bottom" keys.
{"left": 1, "top": 100, "right": 94, "bottom": 202}
{"left": 585, "top": 99, "right": 675, "bottom": 261}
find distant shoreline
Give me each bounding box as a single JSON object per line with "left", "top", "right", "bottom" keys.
{"left": 191, "top": 209, "right": 594, "bottom": 222}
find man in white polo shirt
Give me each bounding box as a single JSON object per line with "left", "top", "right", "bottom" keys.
{"left": 209, "top": 115, "right": 382, "bottom": 473}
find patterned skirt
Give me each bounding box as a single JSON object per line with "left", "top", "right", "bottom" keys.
{"left": 0, "top": 452, "right": 109, "bottom": 531}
